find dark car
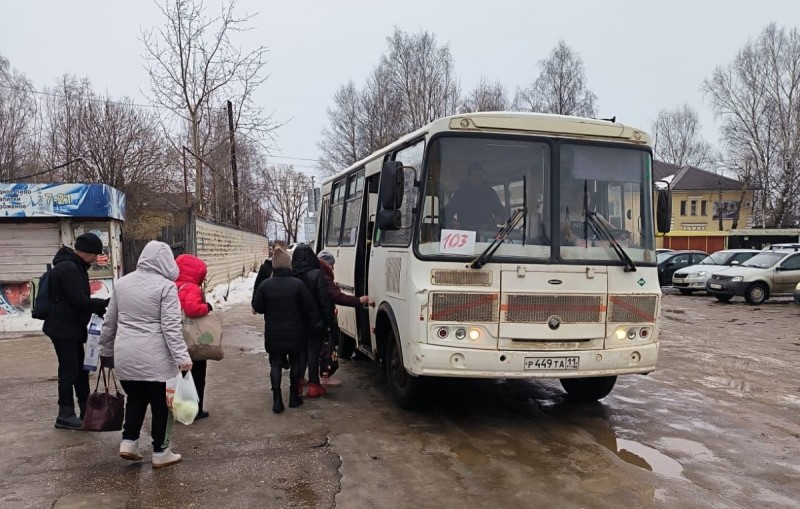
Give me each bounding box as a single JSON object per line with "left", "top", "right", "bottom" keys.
{"left": 656, "top": 250, "right": 708, "bottom": 287}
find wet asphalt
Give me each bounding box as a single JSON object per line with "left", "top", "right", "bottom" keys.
{"left": 1, "top": 291, "right": 798, "bottom": 509}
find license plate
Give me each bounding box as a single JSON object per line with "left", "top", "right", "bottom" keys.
{"left": 524, "top": 357, "right": 580, "bottom": 370}
{"left": 673, "top": 278, "right": 684, "bottom": 284}
{"left": 709, "top": 283, "right": 722, "bottom": 289}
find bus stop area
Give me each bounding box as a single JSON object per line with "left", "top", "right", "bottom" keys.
{"left": 0, "top": 292, "right": 798, "bottom": 509}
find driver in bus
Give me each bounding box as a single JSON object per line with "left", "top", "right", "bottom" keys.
{"left": 445, "top": 163, "right": 506, "bottom": 231}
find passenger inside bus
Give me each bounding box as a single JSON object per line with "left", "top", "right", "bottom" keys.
{"left": 444, "top": 163, "right": 506, "bottom": 231}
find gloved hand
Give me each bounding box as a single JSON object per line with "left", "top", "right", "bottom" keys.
{"left": 100, "top": 356, "right": 114, "bottom": 369}
{"left": 206, "top": 302, "right": 214, "bottom": 312}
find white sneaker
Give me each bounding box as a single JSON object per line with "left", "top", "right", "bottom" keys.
{"left": 152, "top": 448, "right": 182, "bottom": 468}
{"left": 119, "top": 439, "right": 143, "bottom": 461}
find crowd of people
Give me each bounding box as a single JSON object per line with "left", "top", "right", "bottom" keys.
{"left": 42, "top": 233, "right": 364, "bottom": 469}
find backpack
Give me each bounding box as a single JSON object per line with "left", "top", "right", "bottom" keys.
{"left": 31, "top": 264, "right": 53, "bottom": 320}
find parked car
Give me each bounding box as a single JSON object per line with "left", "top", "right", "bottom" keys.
{"left": 706, "top": 248, "right": 800, "bottom": 304}
{"left": 763, "top": 243, "right": 800, "bottom": 251}
{"left": 657, "top": 250, "right": 708, "bottom": 286}
{"left": 794, "top": 281, "right": 800, "bottom": 304}
{"left": 672, "top": 249, "right": 760, "bottom": 295}
{"left": 656, "top": 248, "right": 674, "bottom": 254}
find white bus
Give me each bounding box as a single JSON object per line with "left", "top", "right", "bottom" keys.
{"left": 316, "top": 112, "right": 671, "bottom": 409}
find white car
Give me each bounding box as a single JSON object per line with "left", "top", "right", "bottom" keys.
{"left": 671, "top": 249, "right": 760, "bottom": 295}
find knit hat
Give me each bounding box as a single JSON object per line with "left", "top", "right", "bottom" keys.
{"left": 74, "top": 233, "right": 103, "bottom": 255}
{"left": 272, "top": 246, "right": 292, "bottom": 270}
{"left": 318, "top": 250, "right": 335, "bottom": 267}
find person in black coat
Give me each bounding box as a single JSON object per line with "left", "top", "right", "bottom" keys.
{"left": 251, "top": 246, "right": 318, "bottom": 413}
{"left": 43, "top": 233, "right": 110, "bottom": 430}
{"left": 291, "top": 244, "right": 335, "bottom": 398}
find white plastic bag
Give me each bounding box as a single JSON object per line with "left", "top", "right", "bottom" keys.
{"left": 83, "top": 314, "right": 103, "bottom": 371}
{"left": 168, "top": 371, "right": 199, "bottom": 425}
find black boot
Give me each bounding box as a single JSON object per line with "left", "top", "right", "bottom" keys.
{"left": 289, "top": 387, "right": 303, "bottom": 408}
{"left": 54, "top": 405, "right": 83, "bottom": 430}
{"left": 272, "top": 389, "right": 285, "bottom": 414}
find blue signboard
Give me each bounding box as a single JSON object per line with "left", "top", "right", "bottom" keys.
{"left": 0, "top": 183, "right": 126, "bottom": 221}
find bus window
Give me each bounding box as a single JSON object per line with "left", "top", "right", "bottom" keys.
{"left": 326, "top": 180, "right": 346, "bottom": 246}
{"left": 559, "top": 144, "right": 655, "bottom": 263}
{"left": 418, "top": 136, "right": 551, "bottom": 259}
{"left": 380, "top": 140, "right": 424, "bottom": 247}
{"left": 341, "top": 170, "right": 365, "bottom": 247}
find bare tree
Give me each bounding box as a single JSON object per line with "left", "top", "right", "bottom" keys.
{"left": 515, "top": 40, "right": 597, "bottom": 117}
{"left": 383, "top": 28, "right": 460, "bottom": 131}
{"left": 258, "top": 164, "right": 310, "bottom": 242}
{"left": 460, "top": 76, "right": 509, "bottom": 113}
{"left": 704, "top": 23, "right": 800, "bottom": 227}
{"left": 651, "top": 104, "right": 713, "bottom": 167}
{"left": 142, "top": 0, "right": 278, "bottom": 214}
{"left": 0, "top": 55, "right": 38, "bottom": 180}
{"left": 317, "top": 28, "right": 458, "bottom": 175}
{"left": 317, "top": 81, "right": 364, "bottom": 176}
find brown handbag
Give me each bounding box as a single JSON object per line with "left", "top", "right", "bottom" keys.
{"left": 82, "top": 367, "right": 125, "bottom": 432}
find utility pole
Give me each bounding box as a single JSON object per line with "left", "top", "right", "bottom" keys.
{"left": 227, "top": 100, "right": 241, "bottom": 227}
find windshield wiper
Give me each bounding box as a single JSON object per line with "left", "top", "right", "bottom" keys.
{"left": 470, "top": 208, "right": 526, "bottom": 269}
{"left": 585, "top": 211, "right": 637, "bottom": 272}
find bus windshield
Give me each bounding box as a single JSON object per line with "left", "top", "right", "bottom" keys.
{"left": 417, "top": 136, "right": 656, "bottom": 264}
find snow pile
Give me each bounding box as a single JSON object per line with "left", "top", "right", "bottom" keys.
{"left": 0, "top": 312, "right": 43, "bottom": 334}
{"left": 206, "top": 272, "right": 257, "bottom": 311}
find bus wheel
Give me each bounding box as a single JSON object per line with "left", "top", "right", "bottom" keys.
{"left": 560, "top": 376, "right": 617, "bottom": 402}
{"left": 385, "top": 336, "right": 425, "bottom": 410}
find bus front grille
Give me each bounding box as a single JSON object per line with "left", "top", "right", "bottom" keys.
{"left": 431, "top": 269, "right": 492, "bottom": 286}
{"left": 430, "top": 292, "right": 499, "bottom": 322}
{"left": 503, "top": 295, "right": 604, "bottom": 323}
{"left": 608, "top": 295, "right": 657, "bottom": 323}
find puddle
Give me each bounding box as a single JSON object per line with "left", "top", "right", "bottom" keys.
{"left": 451, "top": 443, "right": 490, "bottom": 465}
{"left": 596, "top": 435, "right": 685, "bottom": 480}
{"left": 658, "top": 437, "right": 717, "bottom": 462}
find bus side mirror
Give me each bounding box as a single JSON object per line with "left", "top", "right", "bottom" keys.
{"left": 656, "top": 185, "right": 671, "bottom": 234}
{"left": 380, "top": 161, "right": 405, "bottom": 210}
{"left": 376, "top": 208, "right": 401, "bottom": 231}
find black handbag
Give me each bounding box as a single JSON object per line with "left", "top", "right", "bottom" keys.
{"left": 82, "top": 367, "right": 125, "bottom": 432}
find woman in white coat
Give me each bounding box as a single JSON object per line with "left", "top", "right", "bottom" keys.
{"left": 99, "top": 240, "right": 192, "bottom": 468}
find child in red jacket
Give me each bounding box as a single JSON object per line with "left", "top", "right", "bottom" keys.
{"left": 175, "top": 254, "right": 213, "bottom": 419}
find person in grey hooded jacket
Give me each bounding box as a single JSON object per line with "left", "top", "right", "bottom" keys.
{"left": 99, "top": 240, "right": 192, "bottom": 468}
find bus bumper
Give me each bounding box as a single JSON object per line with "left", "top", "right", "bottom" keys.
{"left": 403, "top": 341, "right": 659, "bottom": 378}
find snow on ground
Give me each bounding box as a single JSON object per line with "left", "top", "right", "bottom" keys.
{"left": 0, "top": 312, "right": 43, "bottom": 334}
{"left": 206, "top": 272, "right": 257, "bottom": 311}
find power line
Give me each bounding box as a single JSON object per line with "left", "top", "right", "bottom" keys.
{"left": 0, "top": 83, "right": 170, "bottom": 111}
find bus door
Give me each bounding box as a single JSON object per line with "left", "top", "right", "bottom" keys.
{"left": 358, "top": 174, "right": 380, "bottom": 352}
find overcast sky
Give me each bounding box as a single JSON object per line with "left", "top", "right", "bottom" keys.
{"left": 1, "top": 1, "right": 796, "bottom": 179}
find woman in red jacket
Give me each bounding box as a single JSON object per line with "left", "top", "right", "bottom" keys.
{"left": 175, "top": 254, "right": 213, "bottom": 419}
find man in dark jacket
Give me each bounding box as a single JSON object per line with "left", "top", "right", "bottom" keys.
{"left": 291, "top": 244, "right": 334, "bottom": 398}
{"left": 43, "top": 233, "right": 110, "bottom": 430}
{"left": 252, "top": 246, "right": 318, "bottom": 412}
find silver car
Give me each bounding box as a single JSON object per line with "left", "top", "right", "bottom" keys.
{"left": 706, "top": 249, "right": 800, "bottom": 304}
{"left": 672, "top": 249, "right": 760, "bottom": 295}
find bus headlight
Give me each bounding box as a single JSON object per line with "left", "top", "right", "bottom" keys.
{"left": 469, "top": 328, "right": 480, "bottom": 340}
{"left": 455, "top": 328, "right": 467, "bottom": 340}
{"left": 615, "top": 327, "right": 628, "bottom": 340}
{"left": 626, "top": 328, "right": 637, "bottom": 340}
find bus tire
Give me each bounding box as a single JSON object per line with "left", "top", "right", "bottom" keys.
{"left": 385, "top": 335, "right": 425, "bottom": 410}
{"left": 560, "top": 376, "right": 617, "bottom": 402}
